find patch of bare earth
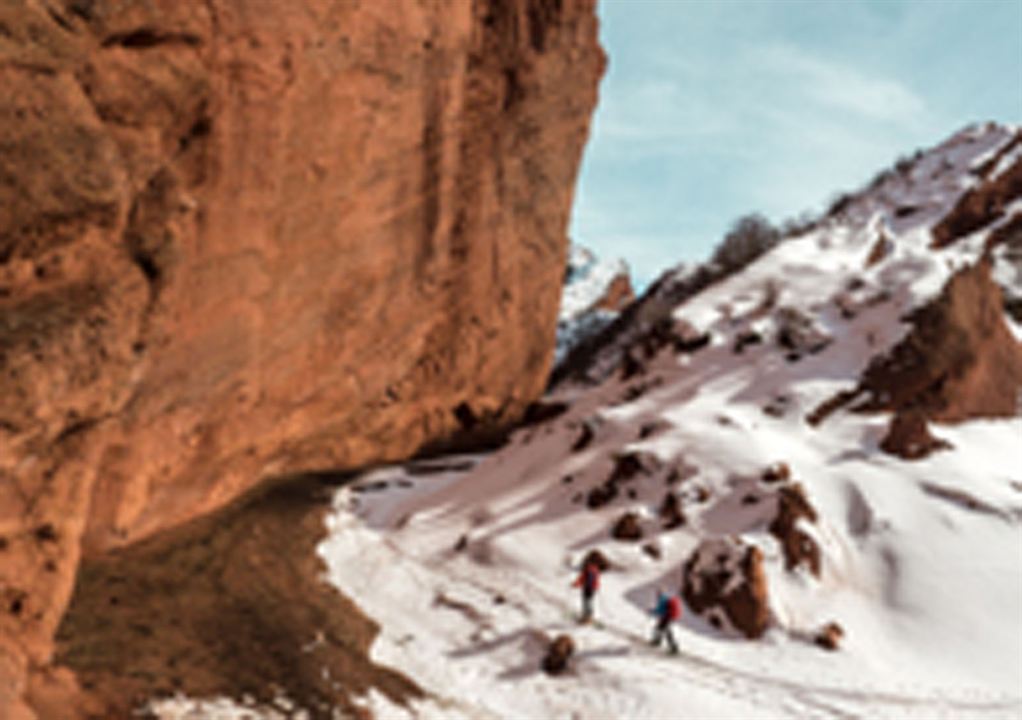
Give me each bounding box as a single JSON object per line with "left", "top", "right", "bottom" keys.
{"left": 54, "top": 473, "right": 420, "bottom": 719}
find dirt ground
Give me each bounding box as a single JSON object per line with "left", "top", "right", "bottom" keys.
{"left": 55, "top": 470, "right": 421, "bottom": 719}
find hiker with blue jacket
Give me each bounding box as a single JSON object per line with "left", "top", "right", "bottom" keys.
{"left": 650, "top": 588, "right": 682, "bottom": 654}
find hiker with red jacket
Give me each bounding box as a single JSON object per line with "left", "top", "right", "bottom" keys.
{"left": 572, "top": 559, "right": 601, "bottom": 622}
{"left": 650, "top": 588, "right": 682, "bottom": 654}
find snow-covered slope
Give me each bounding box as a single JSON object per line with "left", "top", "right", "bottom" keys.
{"left": 307, "top": 123, "right": 1022, "bottom": 720}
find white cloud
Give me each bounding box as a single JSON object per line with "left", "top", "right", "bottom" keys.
{"left": 753, "top": 43, "right": 927, "bottom": 125}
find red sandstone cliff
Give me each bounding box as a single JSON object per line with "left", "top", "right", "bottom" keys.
{"left": 0, "top": 0, "right": 604, "bottom": 716}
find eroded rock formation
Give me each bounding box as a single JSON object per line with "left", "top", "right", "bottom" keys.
{"left": 853, "top": 261, "right": 1022, "bottom": 423}
{"left": 810, "top": 260, "right": 1022, "bottom": 437}
{"left": 0, "top": 0, "right": 604, "bottom": 715}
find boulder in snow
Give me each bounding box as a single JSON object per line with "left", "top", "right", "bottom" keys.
{"left": 541, "top": 634, "right": 576, "bottom": 675}
{"left": 814, "top": 621, "right": 845, "bottom": 651}
{"left": 571, "top": 417, "right": 600, "bottom": 452}
{"left": 879, "top": 411, "right": 953, "bottom": 460}
{"left": 611, "top": 512, "right": 643, "bottom": 541}
{"left": 768, "top": 483, "right": 821, "bottom": 577}
{"left": 609, "top": 451, "right": 661, "bottom": 484}
{"left": 682, "top": 537, "right": 771, "bottom": 639}
{"left": 586, "top": 482, "right": 619, "bottom": 509}
{"left": 865, "top": 232, "right": 893, "bottom": 268}
{"left": 659, "top": 492, "right": 686, "bottom": 529}
{"left": 774, "top": 306, "right": 832, "bottom": 361}
{"left": 761, "top": 462, "right": 791, "bottom": 484}
{"left": 733, "top": 329, "right": 763, "bottom": 354}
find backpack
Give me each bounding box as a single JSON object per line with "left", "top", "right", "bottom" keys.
{"left": 667, "top": 596, "right": 682, "bottom": 621}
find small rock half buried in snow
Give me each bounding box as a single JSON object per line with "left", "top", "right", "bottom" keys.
{"left": 814, "top": 621, "right": 845, "bottom": 651}
{"left": 611, "top": 512, "right": 643, "bottom": 541}
{"left": 541, "top": 634, "right": 575, "bottom": 675}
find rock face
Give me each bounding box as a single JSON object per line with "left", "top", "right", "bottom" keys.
{"left": 0, "top": 0, "right": 604, "bottom": 716}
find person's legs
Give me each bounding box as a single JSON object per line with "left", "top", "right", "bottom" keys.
{"left": 664, "top": 623, "right": 678, "bottom": 654}
{"left": 651, "top": 617, "right": 666, "bottom": 645}
{"left": 581, "top": 590, "right": 593, "bottom": 620}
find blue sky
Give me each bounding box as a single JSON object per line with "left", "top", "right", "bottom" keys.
{"left": 570, "top": 0, "right": 1022, "bottom": 286}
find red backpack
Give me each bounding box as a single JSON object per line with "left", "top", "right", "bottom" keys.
{"left": 667, "top": 595, "right": 682, "bottom": 621}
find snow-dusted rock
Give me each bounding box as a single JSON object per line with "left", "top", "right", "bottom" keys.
{"left": 682, "top": 537, "right": 771, "bottom": 639}
{"left": 556, "top": 244, "right": 634, "bottom": 362}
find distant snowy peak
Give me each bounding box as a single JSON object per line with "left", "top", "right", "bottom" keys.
{"left": 561, "top": 245, "right": 634, "bottom": 321}
{"left": 556, "top": 244, "right": 634, "bottom": 362}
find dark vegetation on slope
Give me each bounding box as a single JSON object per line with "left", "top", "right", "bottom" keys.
{"left": 551, "top": 213, "right": 788, "bottom": 386}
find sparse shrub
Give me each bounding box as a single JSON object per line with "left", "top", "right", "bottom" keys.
{"left": 825, "top": 192, "right": 853, "bottom": 218}
{"left": 778, "top": 210, "right": 818, "bottom": 238}
{"left": 711, "top": 213, "right": 780, "bottom": 273}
